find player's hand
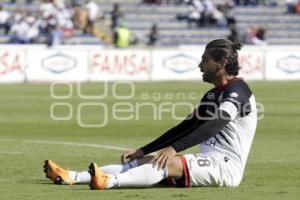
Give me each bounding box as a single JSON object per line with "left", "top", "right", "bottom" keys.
{"left": 151, "top": 146, "right": 177, "bottom": 170}
{"left": 121, "top": 149, "right": 144, "bottom": 164}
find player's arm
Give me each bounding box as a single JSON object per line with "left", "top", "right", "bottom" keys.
{"left": 170, "top": 108, "right": 232, "bottom": 152}
{"left": 138, "top": 99, "right": 210, "bottom": 155}
{"left": 121, "top": 109, "right": 202, "bottom": 163}
{"left": 139, "top": 110, "right": 201, "bottom": 155}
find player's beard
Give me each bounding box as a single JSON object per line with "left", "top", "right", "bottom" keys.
{"left": 202, "top": 68, "right": 218, "bottom": 83}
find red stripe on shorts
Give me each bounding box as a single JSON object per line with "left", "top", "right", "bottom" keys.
{"left": 179, "top": 155, "right": 190, "bottom": 187}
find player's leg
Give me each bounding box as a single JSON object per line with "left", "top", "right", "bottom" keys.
{"left": 89, "top": 156, "right": 184, "bottom": 190}
{"left": 43, "top": 157, "right": 155, "bottom": 185}
{"left": 43, "top": 160, "right": 141, "bottom": 185}
{"left": 69, "top": 156, "right": 159, "bottom": 184}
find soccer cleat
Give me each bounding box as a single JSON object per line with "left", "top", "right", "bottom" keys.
{"left": 88, "top": 162, "right": 110, "bottom": 190}
{"left": 43, "top": 160, "right": 73, "bottom": 185}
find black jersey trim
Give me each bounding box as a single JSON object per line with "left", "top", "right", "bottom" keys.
{"left": 214, "top": 136, "right": 223, "bottom": 146}
{"left": 218, "top": 131, "right": 232, "bottom": 146}
{"left": 224, "top": 125, "right": 234, "bottom": 139}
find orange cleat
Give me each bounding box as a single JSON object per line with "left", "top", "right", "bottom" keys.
{"left": 43, "top": 160, "right": 73, "bottom": 185}
{"left": 88, "top": 162, "right": 110, "bottom": 190}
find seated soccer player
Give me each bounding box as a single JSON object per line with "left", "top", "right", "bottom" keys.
{"left": 44, "top": 39, "right": 257, "bottom": 189}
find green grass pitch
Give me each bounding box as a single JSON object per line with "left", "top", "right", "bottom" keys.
{"left": 0, "top": 81, "right": 299, "bottom": 200}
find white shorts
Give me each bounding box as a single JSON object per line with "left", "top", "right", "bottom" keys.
{"left": 179, "top": 153, "right": 242, "bottom": 187}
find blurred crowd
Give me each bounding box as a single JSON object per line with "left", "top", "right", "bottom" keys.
{"left": 0, "top": 0, "right": 299, "bottom": 47}
{"left": 227, "top": 24, "right": 267, "bottom": 45}
{"left": 177, "top": 0, "right": 236, "bottom": 28}
{"left": 176, "top": 0, "right": 267, "bottom": 45}
{"left": 0, "top": 0, "right": 103, "bottom": 46}
{"left": 0, "top": 0, "right": 152, "bottom": 48}
{"left": 285, "top": 0, "right": 300, "bottom": 14}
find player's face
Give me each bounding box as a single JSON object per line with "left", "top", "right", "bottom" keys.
{"left": 198, "top": 49, "right": 221, "bottom": 83}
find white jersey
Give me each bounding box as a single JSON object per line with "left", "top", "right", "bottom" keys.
{"left": 198, "top": 78, "right": 257, "bottom": 183}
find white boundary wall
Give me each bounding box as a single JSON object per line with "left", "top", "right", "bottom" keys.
{"left": 0, "top": 45, "right": 300, "bottom": 82}
{"left": 89, "top": 50, "right": 151, "bottom": 81}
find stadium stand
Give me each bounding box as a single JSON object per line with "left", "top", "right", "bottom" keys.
{"left": 0, "top": 0, "right": 299, "bottom": 46}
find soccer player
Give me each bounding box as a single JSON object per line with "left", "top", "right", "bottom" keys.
{"left": 44, "top": 39, "right": 257, "bottom": 189}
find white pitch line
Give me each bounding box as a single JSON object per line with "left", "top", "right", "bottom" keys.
{"left": 23, "top": 139, "right": 129, "bottom": 151}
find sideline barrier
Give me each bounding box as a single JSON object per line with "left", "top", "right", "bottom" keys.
{"left": 0, "top": 49, "right": 26, "bottom": 83}
{"left": 265, "top": 47, "right": 300, "bottom": 80}
{"left": 238, "top": 47, "right": 264, "bottom": 80}
{"left": 26, "top": 49, "right": 88, "bottom": 82}
{"left": 89, "top": 50, "right": 151, "bottom": 81}
{"left": 0, "top": 45, "right": 299, "bottom": 82}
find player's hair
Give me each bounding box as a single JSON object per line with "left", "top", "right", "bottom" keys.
{"left": 205, "top": 39, "right": 243, "bottom": 76}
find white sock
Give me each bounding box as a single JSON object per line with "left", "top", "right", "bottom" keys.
{"left": 69, "top": 160, "right": 138, "bottom": 184}
{"left": 69, "top": 171, "right": 90, "bottom": 184}
{"left": 101, "top": 159, "right": 138, "bottom": 174}
{"left": 106, "top": 164, "right": 168, "bottom": 188}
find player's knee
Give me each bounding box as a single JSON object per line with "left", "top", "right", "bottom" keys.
{"left": 167, "top": 158, "right": 178, "bottom": 169}
{"left": 167, "top": 157, "right": 183, "bottom": 178}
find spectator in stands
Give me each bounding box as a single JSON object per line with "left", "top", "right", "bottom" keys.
{"left": 40, "top": 14, "right": 57, "bottom": 34}
{"left": 242, "top": 26, "right": 256, "bottom": 44}
{"left": 113, "top": 21, "right": 131, "bottom": 48}
{"left": 234, "top": 0, "right": 269, "bottom": 6}
{"left": 147, "top": 23, "right": 159, "bottom": 46}
{"left": 46, "top": 24, "right": 61, "bottom": 46}
{"left": 200, "top": 0, "right": 215, "bottom": 26}
{"left": 234, "top": 0, "right": 240, "bottom": 4}
{"left": 242, "top": 26, "right": 267, "bottom": 45}
{"left": 60, "top": 18, "right": 74, "bottom": 39}
{"left": 14, "top": 0, "right": 33, "bottom": 3}
{"left": 220, "top": 0, "right": 236, "bottom": 26}
{"left": 24, "top": 15, "right": 39, "bottom": 43}
{"left": 246, "top": 0, "right": 259, "bottom": 6}
{"left": 12, "top": 9, "right": 25, "bottom": 25}
{"left": 26, "top": 0, "right": 34, "bottom": 4}
{"left": 143, "top": 0, "right": 181, "bottom": 4}
{"left": 285, "top": 0, "right": 297, "bottom": 14}
{"left": 295, "top": 1, "right": 300, "bottom": 14}
{"left": 38, "top": 0, "right": 77, "bottom": 43}
{"left": 9, "top": 14, "right": 39, "bottom": 44}
{"left": 224, "top": 0, "right": 235, "bottom": 7}
{"left": 177, "top": 0, "right": 204, "bottom": 28}
{"left": 85, "top": 0, "right": 102, "bottom": 34}
{"left": 73, "top": 2, "right": 88, "bottom": 30}
{"left": 227, "top": 24, "right": 240, "bottom": 43}
{"left": 40, "top": 0, "right": 56, "bottom": 19}
{"left": 111, "top": 3, "right": 123, "bottom": 31}
{"left": 254, "top": 27, "right": 266, "bottom": 44}
{"left": 71, "top": 0, "right": 81, "bottom": 6}
{"left": 0, "top": 5, "right": 11, "bottom": 34}
{"left": 179, "top": 0, "right": 229, "bottom": 28}
{"left": 236, "top": 0, "right": 257, "bottom": 6}
{"left": 9, "top": 15, "right": 26, "bottom": 43}
{"left": 56, "top": 3, "right": 73, "bottom": 34}
{"left": 3, "top": 0, "right": 104, "bottom": 45}
{"left": 212, "top": 5, "right": 228, "bottom": 28}
{"left": 143, "top": 0, "right": 162, "bottom": 3}
{"left": 54, "top": 0, "right": 66, "bottom": 9}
